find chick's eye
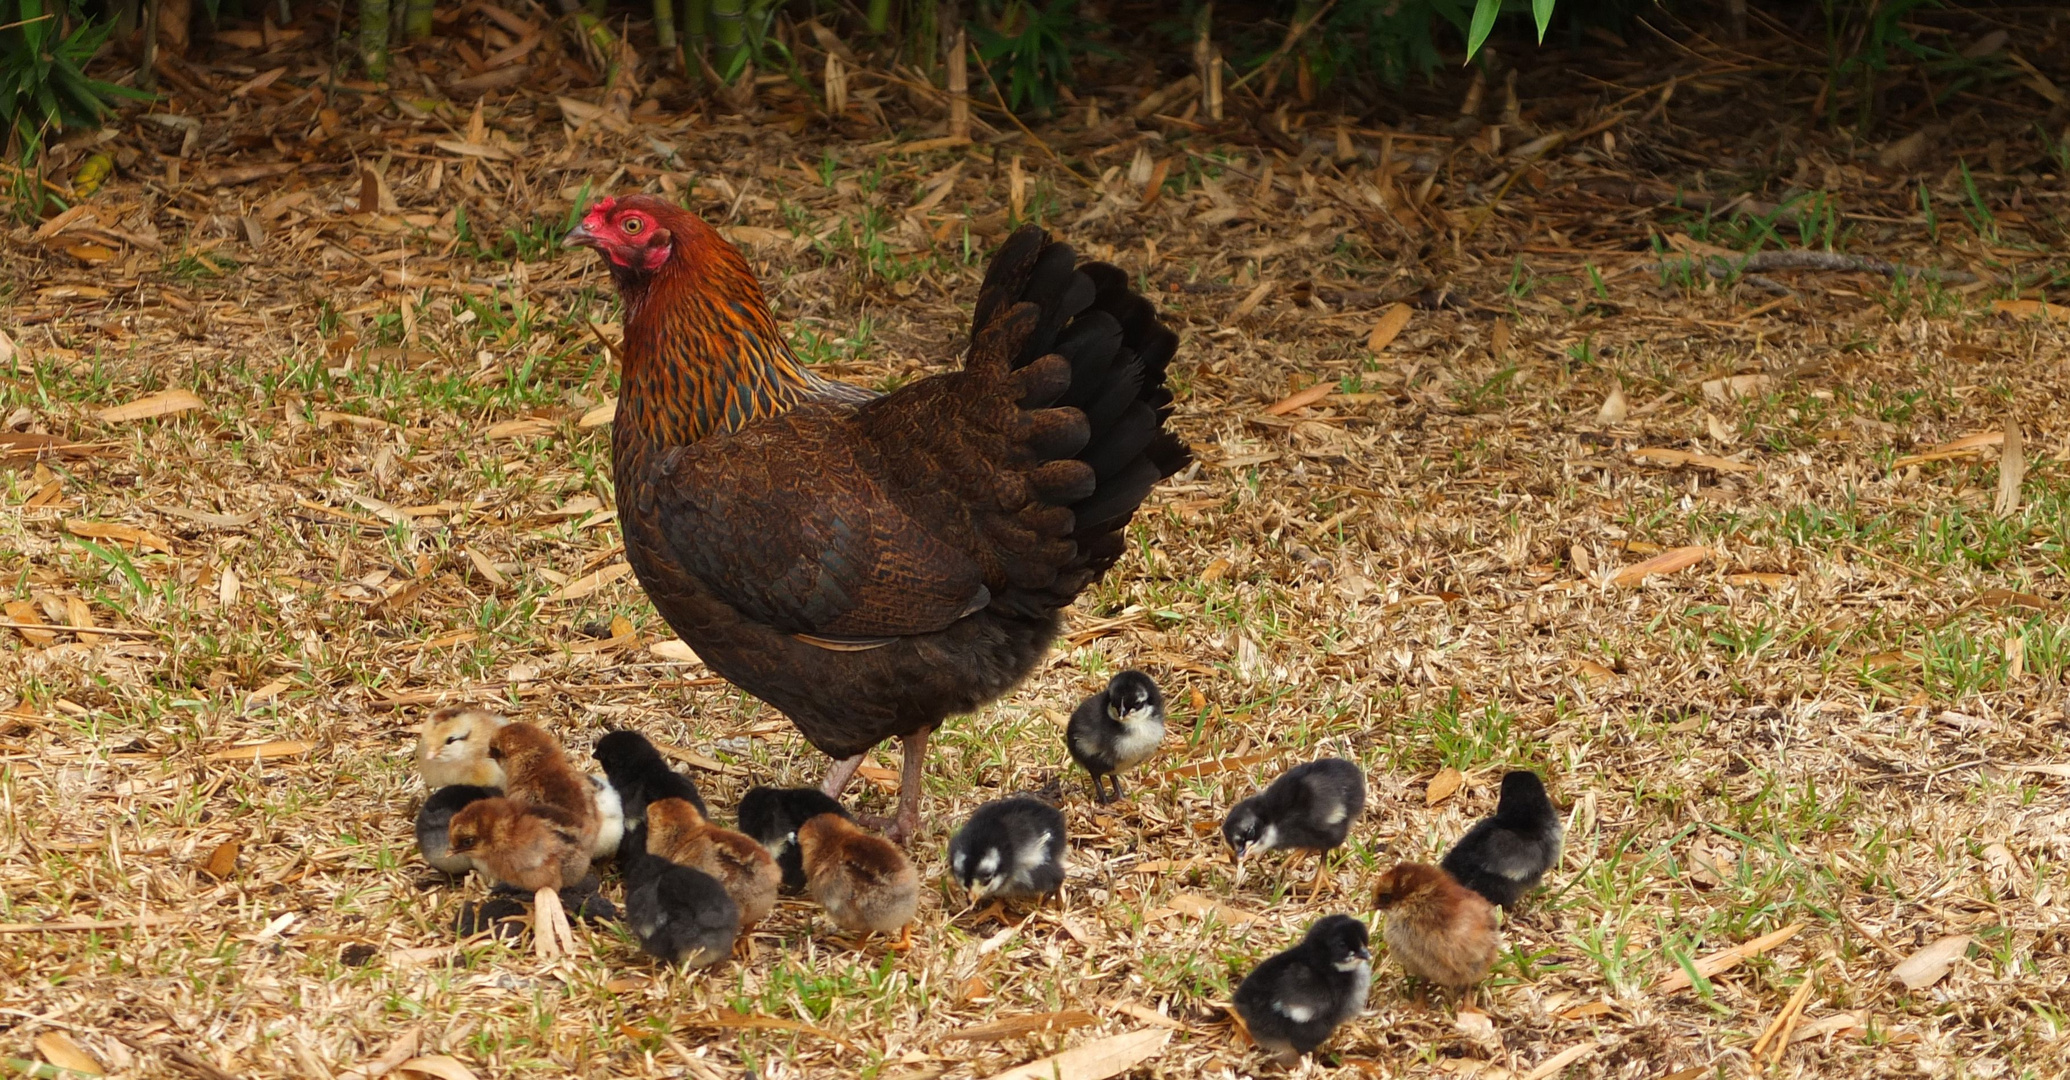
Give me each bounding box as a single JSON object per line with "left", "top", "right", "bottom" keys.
{"left": 488, "top": 746, "right": 504, "bottom": 760}
{"left": 622, "top": 217, "right": 644, "bottom": 235}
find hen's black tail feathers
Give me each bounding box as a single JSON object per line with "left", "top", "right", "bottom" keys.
{"left": 971, "top": 226, "right": 1189, "bottom": 589}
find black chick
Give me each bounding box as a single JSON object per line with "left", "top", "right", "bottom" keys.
{"left": 1222, "top": 758, "right": 1366, "bottom": 900}
{"left": 593, "top": 730, "right": 711, "bottom": 857}
{"left": 1440, "top": 770, "right": 1563, "bottom": 908}
{"left": 738, "top": 786, "right": 853, "bottom": 892}
{"left": 416, "top": 784, "right": 498, "bottom": 875}
{"left": 1233, "top": 914, "right": 1372, "bottom": 1064}
{"left": 623, "top": 848, "right": 739, "bottom": 969}
{"left": 947, "top": 796, "right": 1066, "bottom": 908}
{"left": 1065, "top": 670, "right": 1167, "bottom": 803}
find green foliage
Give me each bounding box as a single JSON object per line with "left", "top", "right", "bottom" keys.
{"left": 1, "top": 0, "right": 151, "bottom": 157}
{"left": 970, "top": 0, "right": 1108, "bottom": 114}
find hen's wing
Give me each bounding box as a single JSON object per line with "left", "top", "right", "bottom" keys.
{"left": 636, "top": 227, "right": 1185, "bottom": 642}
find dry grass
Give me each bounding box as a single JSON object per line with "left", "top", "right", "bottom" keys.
{"left": 5, "top": 8, "right": 2070, "bottom": 1079}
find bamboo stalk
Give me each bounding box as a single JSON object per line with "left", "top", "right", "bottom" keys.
{"left": 653, "top": 0, "right": 676, "bottom": 54}
{"left": 358, "top": 0, "right": 389, "bottom": 79}
{"left": 947, "top": 25, "right": 969, "bottom": 140}
{"left": 402, "top": 0, "right": 433, "bottom": 41}
{"left": 711, "top": 0, "right": 747, "bottom": 82}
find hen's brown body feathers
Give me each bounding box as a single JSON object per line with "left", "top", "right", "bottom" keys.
{"left": 572, "top": 196, "right": 1188, "bottom": 839}
{"left": 1373, "top": 862, "right": 1501, "bottom": 989}
{"left": 797, "top": 814, "right": 918, "bottom": 937}
{"left": 646, "top": 797, "right": 781, "bottom": 927}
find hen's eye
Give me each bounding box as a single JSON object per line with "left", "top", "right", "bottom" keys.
{"left": 623, "top": 217, "right": 644, "bottom": 235}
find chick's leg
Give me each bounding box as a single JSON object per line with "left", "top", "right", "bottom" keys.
{"left": 886, "top": 728, "right": 931, "bottom": 844}
{"left": 821, "top": 753, "right": 866, "bottom": 798}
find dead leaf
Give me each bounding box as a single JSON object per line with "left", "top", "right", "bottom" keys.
{"left": 67, "top": 520, "right": 175, "bottom": 553}
{"left": 1232, "top": 280, "right": 1274, "bottom": 320}
{"left": 1366, "top": 303, "right": 1412, "bottom": 352}
{"left": 1892, "top": 430, "right": 2001, "bottom": 469}
{"left": 1425, "top": 766, "right": 1464, "bottom": 806}
{"left": 650, "top": 638, "right": 702, "bottom": 664}
{"left": 1632, "top": 447, "right": 1753, "bottom": 473}
{"left": 98, "top": 388, "right": 203, "bottom": 422}
{"left": 1705, "top": 413, "right": 1737, "bottom": 445}
{"left": 1653, "top": 922, "right": 1803, "bottom": 993}
{"left": 202, "top": 839, "right": 240, "bottom": 879}
{"left": 397, "top": 1056, "right": 484, "bottom": 1080}
{"left": 1892, "top": 935, "right": 1970, "bottom": 990}
{"left": 1724, "top": 572, "right": 1793, "bottom": 588}
{"left": 977, "top": 1028, "right": 1170, "bottom": 1080}
{"left": 1148, "top": 891, "right": 1264, "bottom": 925}
{"left": 1994, "top": 415, "right": 2023, "bottom": 516}
{"left": 1596, "top": 386, "right": 1628, "bottom": 424}
{"left": 1264, "top": 383, "right": 1333, "bottom": 416}
{"left": 1701, "top": 374, "right": 1769, "bottom": 402}
{"left": 203, "top": 740, "right": 315, "bottom": 763}
{"left": 578, "top": 398, "right": 617, "bottom": 428}
{"left": 35, "top": 1031, "right": 104, "bottom": 1075}
{"left": 1610, "top": 546, "right": 1708, "bottom": 587}
{"left": 484, "top": 418, "right": 555, "bottom": 440}
{"left": 948, "top": 1010, "right": 1100, "bottom": 1042}
{"left": 1567, "top": 658, "right": 1617, "bottom": 680}
{"left": 1519, "top": 1041, "right": 1607, "bottom": 1080}
{"left": 1990, "top": 299, "right": 2070, "bottom": 322}
{"left": 463, "top": 547, "right": 508, "bottom": 588}
{"left": 546, "top": 562, "right": 631, "bottom": 601}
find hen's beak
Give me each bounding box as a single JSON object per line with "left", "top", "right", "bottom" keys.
{"left": 563, "top": 221, "right": 603, "bottom": 250}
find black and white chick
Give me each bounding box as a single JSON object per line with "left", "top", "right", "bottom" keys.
{"left": 947, "top": 796, "right": 1066, "bottom": 909}
{"left": 738, "top": 786, "right": 853, "bottom": 892}
{"left": 1440, "top": 770, "right": 1563, "bottom": 908}
{"left": 623, "top": 848, "right": 739, "bottom": 969}
{"left": 1222, "top": 758, "right": 1367, "bottom": 898}
{"left": 592, "top": 730, "right": 711, "bottom": 858}
{"left": 416, "top": 784, "right": 498, "bottom": 875}
{"left": 1233, "top": 914, "right": 1373, "bottom": 1064}
{"left": 1065, "top": 670, "right": 1167, "bottom": 803}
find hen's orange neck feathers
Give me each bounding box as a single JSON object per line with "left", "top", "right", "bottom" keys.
{"left": 583, "top": 195, "right": 849, "bottom": 461}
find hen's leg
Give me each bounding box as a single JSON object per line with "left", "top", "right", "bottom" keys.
{"left": 886, "top": 728, "right": 931, "bottom": 844}
{"left": 821, "top": 753, "right": 866, "bottom": 798}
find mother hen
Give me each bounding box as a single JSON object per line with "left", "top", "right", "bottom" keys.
{"left": 567, "top": 194, "right": 1188, "bottom": 841}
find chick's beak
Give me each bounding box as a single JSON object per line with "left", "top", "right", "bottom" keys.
{"left": 563, "top": 220, "right": 604, "bottom": 250}
{"left": 966, "top": 882, "right": 991, "bottom": 905}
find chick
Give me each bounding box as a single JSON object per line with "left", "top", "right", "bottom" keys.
{"left": 588, "top": 773, "right": 627, "bottom": 862}
{"left": 1440, "top": 770, "right": 1562, "bottom": 909}
{"left": 416, "top": 784, "right": 498, "bottom": 875}
{"left": 796, "top": 812, "right": 919, "bottom": 948}
{"left": 592, "top": 730, "right": 711, "bottom": 858}
{"left": 646, "top": 796, "right": 781, "bottom": 929}
{"left": 1222, "top": 758, "right": 1367, "bottom": 899}
{"left": 623, "top": 848, "right": 739, "bottom": 968}
{"left": 1233, "top": 914, "right": 1372, "bottom": 1064}
{"left": 947, "top": 796, "right": 1066, "bottom": 913}
{"left": 483, "top": 723, "right": 602, "bottom": 957}
{"left": 415, "top": 706, "right": 509, "bottom": 789}
{"left": 1065, "top": 670, "right": 1167, "bottom": 803}
{"left": 738, "top": 786, "right": 853, "bottom": 892}
{"left": 447, "top": 796, "right": 595, "bottom": 957}
{"left": 1371, "top": 862, "right": 1501, "bottom": 998}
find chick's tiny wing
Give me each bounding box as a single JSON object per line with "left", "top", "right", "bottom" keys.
{"left": 642, "top": 407, "right": 990, "bottom": 639}
{"left": 1265, "top": 962, "right": 1336, "bottom": 1023}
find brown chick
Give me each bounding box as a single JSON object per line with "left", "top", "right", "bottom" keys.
{"left": 646, "top": 796, "right": 781, "bottom": 929}
{"left": 448, "top": 796, "right": 594, "bottom": 957}
{"left": 1371, "top": 862, "right": 1501, "bottom": 997}
{"left": 796, "top": 813, "right": 919, "bottom": 947}
{"left": 415, "top": 706, "right": 508, "bottom": 790}
{"left": 490, "top": 722, "right": 600, "bottom": 854}
{"left": 483, "top": 723, "right": 602, "bottom": 957}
